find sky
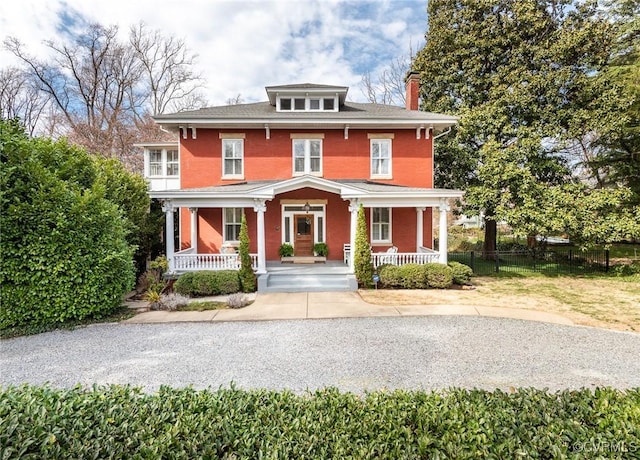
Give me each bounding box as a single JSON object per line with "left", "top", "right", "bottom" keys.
{"left": 0, "top": 0, "right": 428, "bottom": 106}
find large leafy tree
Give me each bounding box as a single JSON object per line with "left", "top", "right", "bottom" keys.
{"left": 414, "top": 0, "right": 639, "bottom": 250}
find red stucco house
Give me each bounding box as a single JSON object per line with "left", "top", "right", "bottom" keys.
{"left": 141, "top": 72, "right": 462, "bottom": 291}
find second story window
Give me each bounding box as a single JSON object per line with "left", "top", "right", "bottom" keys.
{"left": 370, "top": 138, "right": 392, "bottom": 178}
{"left": 222, "top": 139, "right": 244, "bottom": 179}
{"left": 147, "top": 148, "right": 179, "bottom": 178}
{"left": 292, "top": 139, "right": 322, "bottom": 175}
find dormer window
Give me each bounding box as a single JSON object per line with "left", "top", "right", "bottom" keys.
{"left": 277, "top": 95, "right": 338, "bottom": 112}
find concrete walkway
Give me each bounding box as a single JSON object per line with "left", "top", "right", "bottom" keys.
{"left": 124, "top": 292, "right": 574, "bottom": 326}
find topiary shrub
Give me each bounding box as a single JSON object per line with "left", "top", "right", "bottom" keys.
{"left": 174, "top": 271, "right": 240, "bottom": 297}
{"left": 448, "top": 261, "right": 473, "bottom": 285}
{"left": 354, "top": 205, "right": 374, "bottom": 287}
{"left": 237, "top": 213, "right": 256, "bottom": 292}
{"left": 424, "top": 263, "right": 453, "bottom": 288}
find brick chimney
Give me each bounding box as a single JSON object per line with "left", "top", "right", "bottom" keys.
{"left": 405, "top": 71, "right": 420, "bottom": 111}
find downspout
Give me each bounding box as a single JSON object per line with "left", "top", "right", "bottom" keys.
{"left": 433, "top": 127, "right": 452, "bottom": 139}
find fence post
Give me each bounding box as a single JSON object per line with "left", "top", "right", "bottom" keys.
{"left": 605, "top": 249, "right": 609, "bottom": 272}
{"left": 569, "top": 249, "right": 573, "bottom": 274}
{"left": 470, "top": 251, "right": 475, "bottom": 273}
{"left": 495, "top": 251, "right": 500, "bottom": 273}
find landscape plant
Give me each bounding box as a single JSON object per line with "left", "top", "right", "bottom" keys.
{"left": 0, "top": 119, "right": 135, "bottom": 330}
{"left": 354, "top": 204, "right": 374, "bottom": 287}
{"left": 279, "top": 243, "right": 294, "bottom": 257}
{"left": 237, "top": 213, "right": 256, "bottom": 292}
{"left": 313, "top": 242, "right": 329, "bottom": 257}
{"left": 173, "top": 271, "right": 240, "bottom": 297}
{"left": 448, "top": 261, "right": 473, "bottom": 286}
{"left": 1, "top": 385, "right": 638, "bottom": 459}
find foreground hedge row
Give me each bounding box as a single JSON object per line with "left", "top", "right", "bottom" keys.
{"left": 2, "top": 385, "right": 638, "bottom": 459}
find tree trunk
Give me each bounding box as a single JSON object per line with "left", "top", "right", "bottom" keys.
{"left": 483, "top": 218, "right": 497, "bottom": 259}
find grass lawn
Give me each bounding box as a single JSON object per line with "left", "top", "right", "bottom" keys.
{"left": 360, "top": 274, "right": 640, "bottom": 332}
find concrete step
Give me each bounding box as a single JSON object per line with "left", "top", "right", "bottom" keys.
{"left": 258, "top": 273, "right": 357, "bottom": 292}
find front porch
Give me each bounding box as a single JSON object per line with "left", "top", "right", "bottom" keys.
{"left": 153, "top": 176, "right": 463, "bottom": 291}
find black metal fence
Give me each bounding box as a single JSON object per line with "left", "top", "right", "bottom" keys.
{"left": 449, "top": 249, "right": 610, "bottom": 275}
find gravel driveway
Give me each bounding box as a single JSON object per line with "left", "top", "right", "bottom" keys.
{"left": 2, "top": 316, "right": 639, "bottom": 392}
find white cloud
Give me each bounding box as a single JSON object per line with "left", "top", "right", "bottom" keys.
{"left": 0, "top": 0, "right": 427, "bottom": 106}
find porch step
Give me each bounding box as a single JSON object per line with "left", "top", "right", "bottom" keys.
{"left": 258, "top": 272, "right": 357, "bottom": 293}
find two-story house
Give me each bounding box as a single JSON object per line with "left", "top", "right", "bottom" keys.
{"left": 142, "top": 72, "right": 463, "bottom": 291}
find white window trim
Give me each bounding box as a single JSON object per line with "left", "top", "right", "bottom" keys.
{"left": 223, "top": 208, "right": 243, "bottom": 244}
{"left": 371, "top": 207, "right": 392, "bottom": 244}
{"left": 292, "top": 139, "right": 323, "bottom": 176}
{"left": 222, "top": 138, "right": 244, "bottom": 179}
{"left": 370, "top": 138, "right": 392, "bottom": 179}
{"left": 146, "top": 148, "right": 179, "bottom": 178}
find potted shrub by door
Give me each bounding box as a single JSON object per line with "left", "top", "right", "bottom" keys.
{"left": 313, "top": 242, "right": 329, "bottom": 257}
{"left": 279, "top": 243, "right": 294, "bottom": 262}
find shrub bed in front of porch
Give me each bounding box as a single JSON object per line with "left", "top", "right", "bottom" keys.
{"left": 375, "top": 262, "right": 473, "bottom": 289}
{"left": 173, "top": 271, "right": 241, "bottom": 297}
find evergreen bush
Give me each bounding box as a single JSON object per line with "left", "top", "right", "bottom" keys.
{"left": 238, "top": 213, "right": 256, "bottom": 292}
{"left": 0, "top": 120, "right": 135, "bottom": 330}
{"left": 398, "top": 264, "right": 426, "bottom": 289}
{"left": 2, "top": 385, "right": 638, "bottom": 459}
{"left": 448, "top": 261, "right": 473, "bottom": 285}
{"left": 354, "top": 204, "right": 374, "bottom": 287}
{"left": 424, "top": 263, "right": 454, "bottom": 288}
{"left": 174, "top": 271, "right": 240, "bottom": 297}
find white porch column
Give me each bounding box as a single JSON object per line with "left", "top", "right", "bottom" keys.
{"left": 253, "top": 199, "right": 267, "bottom": 274}
{"left": 438, "top": 199, "right": 450, "bottom": 264}
{"left": 162, "top": 200, "right": 175, "bottom": 272}
{"left": 348, "top": 201, "right": 359, "bottom": 273}
{"left": 189, "top": 207, "right": 198, "bottom": 251}
{"left": 416, "top": 207, "right": 425, "bottom": 251}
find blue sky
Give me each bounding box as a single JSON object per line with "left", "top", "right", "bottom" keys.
{"left": 0, "top": 0, "right": 427, "bottom": 105}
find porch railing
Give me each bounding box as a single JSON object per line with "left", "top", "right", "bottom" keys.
{"left": 371, "top": 251, "right": 440, "bottom": 268}
{"left": 174, "top": 252, "right": 258, "bottom": 272}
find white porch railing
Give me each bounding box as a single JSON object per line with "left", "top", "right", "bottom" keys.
{"left": 174, "top": 252, "right": 258, "bottom": 272}
{"left": 372, "top": 251, "right": 440, "bottom": 268}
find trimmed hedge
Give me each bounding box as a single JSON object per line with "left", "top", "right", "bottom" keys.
{"left": 173, "top": 270, "right": 241, "bottom": 297}
{"left": 1, "top": 385, "right": 638, "bottom": 459}
{"left": 377, "top": 263, "right": 454, "bottom": 289}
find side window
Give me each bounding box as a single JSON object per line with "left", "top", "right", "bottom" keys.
{"left": 149, "top": 149, "right": 163, "bottom": 177}
{"left": 371, "top": 139, "right": 392, "bottom": 178}
{"left": 166, "top": 150, "right": 179, "bottom": 177}
{"left": 222, "top": 139, "right": 244, "bottom": 178}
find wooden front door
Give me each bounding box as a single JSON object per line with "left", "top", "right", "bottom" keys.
{"left": 294, "top": 214, "right": 314, "bottom": 256}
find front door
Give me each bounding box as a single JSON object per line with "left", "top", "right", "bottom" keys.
{"left": 294, "top": 214, "right": 314, "bottom": 256}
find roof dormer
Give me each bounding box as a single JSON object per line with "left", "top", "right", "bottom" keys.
{"left": 265, "top": 83, "right": 348, "bottom": 112}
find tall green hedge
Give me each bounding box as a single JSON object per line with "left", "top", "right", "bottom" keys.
{"left": 1, "top": 385, "right": 638, "bottom": 459}
{"left": 0, "top": 119, "right": 135, "bottom": 329}
{"left": 173, "top": 271, "right": 240, "bottom": 296}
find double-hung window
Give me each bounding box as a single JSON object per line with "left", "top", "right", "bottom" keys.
{"left": 224, "top": 208, "right": 243, "bottom": 242}
{"left": 370, "top": 139, "right": 392, "bottom": 178}
{"left": 222, "top": 139, "right": 244, "bottom": 178}
{"left": 371, "top": 207, "right": 391, "bottom": 243}
{"left": 147, "top": 148, "right": 179, "bottom": 177}
{"left": 292, "top": 138, "right": 322, "bottom": 175}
